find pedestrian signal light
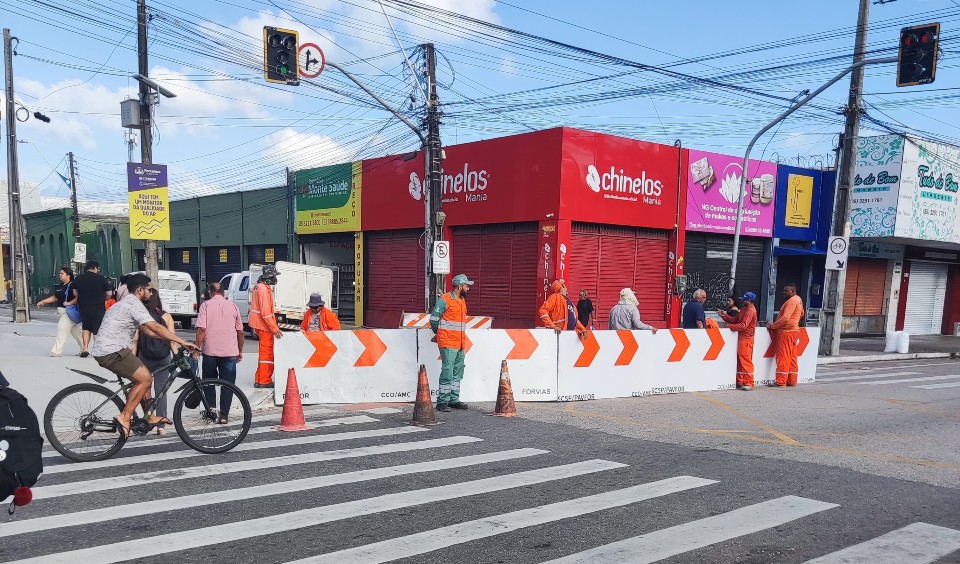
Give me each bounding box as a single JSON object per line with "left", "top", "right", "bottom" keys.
{"left": 264, "top": 26, "right": 300, "bottom": 86}
{"left": 897, "top": 23, "right": 939, "bottom": 87}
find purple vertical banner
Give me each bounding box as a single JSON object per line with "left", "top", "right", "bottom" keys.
{"left": 686, "top": 149, "right": 776, "bottom": 237}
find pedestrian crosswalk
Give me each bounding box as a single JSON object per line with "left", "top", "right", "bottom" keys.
{"left": 4, "top": 407, "right": 959, "bottom": 563}
{"left": 816, "top": 361, "right": 960, "bottom": 391}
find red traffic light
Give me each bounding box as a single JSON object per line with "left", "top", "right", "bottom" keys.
{"left": 903, "top": 33, "right": 917, "bottom": 47}
{"left": 921, "top": 31, "right": 932, "bottom": 44}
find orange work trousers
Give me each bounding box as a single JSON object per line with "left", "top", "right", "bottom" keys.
{"left": 255, "top": 329, "right": 275, "bottom": 385}
{"left": 736, "top": 337, "right": 755, "bottom": 387}
{"left": 775, "top": 330, "right": 800, "bottom": 386}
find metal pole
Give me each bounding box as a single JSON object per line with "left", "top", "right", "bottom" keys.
{"left": 137, "top": 0, "right": 159, "bottom": 285}
{"left": 424, "top": 43, "right": 444, "bottom": 311}
{"left": 68, "top": 152, "right": 80, "bottom": 245}
{"left": 728, "top": 54, "right": 896, "bottom": 295}
{"left": 822, "top": 0, "right": 871, "bottom": 356}
{"left": 5, "top": 28, "right": 29, "bottom": 322}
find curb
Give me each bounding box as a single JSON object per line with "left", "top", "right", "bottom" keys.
{"left": 241, "top": 388, "right": 277, "bottom": 412}
{"left": 818, "top": 352, "right": 959, "bottom": 365}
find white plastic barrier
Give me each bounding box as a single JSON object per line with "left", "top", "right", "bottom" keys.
{"left": 752, "top": 328, "right": 820, "bottom": 386}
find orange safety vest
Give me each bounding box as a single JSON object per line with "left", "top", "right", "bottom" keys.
{"left": 249, "top": 282, "right": 280, "bottom": 333}
{"left": 436, "top": 292, "right": 468, "bottom": 350}
{"left": 300, "top": 307, "right": 341, "bottom": 331}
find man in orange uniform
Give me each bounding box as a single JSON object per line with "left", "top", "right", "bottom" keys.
{"left": 300, "top": 293, "right": 341, "bottom": 332}
{"left": 769, "top": 283, "right": 805, "bottom": 387}
{"left": 538, "top": 280, "right": 587, "bottom": 338}
{"left": 719, "top": 292, "right": 758, "bottom": 391}
{"left": 430, "top": 274, "right": 474, "bottom": 412}
{"left": 249, "top": 264, "right": 283, "bottom": 389}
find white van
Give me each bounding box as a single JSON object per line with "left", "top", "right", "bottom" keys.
{"left": 248, "top": 262, "right": 336, "bottom": 329}
{"left": 219, "top": 271, "right": 251, "bottom": 321}
{"left": 131, "top": 270, "right": 198, "bottom": 329}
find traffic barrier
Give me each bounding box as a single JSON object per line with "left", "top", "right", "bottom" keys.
{"left": 401, "top": 312, "right": 494, "bottom": 329}
{"left": 412, "top": 364, "right": 437, "bottom": 425}
{"left": 276, "top": 368, "right": 313, "bottom": 432}
{"left": 491, "top": 360, "right": 516, "bottom": 417}
{"left": 752, "top": 328, "right": 818, "bottom": 387}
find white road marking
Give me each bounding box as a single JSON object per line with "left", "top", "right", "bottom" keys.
{"left": 44, "top": 426, "right": 426, "bottom": 474}
{"left": 32, "top": 436, "right": 480, "bottom": 500}
{"left": 360, "top": 407, "right": 403, "bottom": 414}
{"left": 817, "top": 362, "right": 959, "bottom": 377}
{"left": 911, "top": 381, "right": 960, "bottom": 390}
{"left": 816, "top": 372, "right": 921, "bottom": 383}
{"left": 1, "top": 448, "right": 546, "bottom": 538}
{"left": 290, "top": 476, "right": 718, "bottom": 564}
{"left": 856, "top": 375, "right": 960, "bottom": 386}
{"left": 546, "top": 496, "right": 838, "bottom": 563}
{"left": 11, "top": 460, "right": 628, "bottom": 564}
{"left": 803, "top": 522, "right": 960, "bottom": 564}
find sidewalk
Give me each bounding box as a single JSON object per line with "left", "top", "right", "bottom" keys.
{"left": 0, "top": 304, "right": 274, "bottom": 413}
{"left": 821, "top": 334, "right": 960, "bottom": 365}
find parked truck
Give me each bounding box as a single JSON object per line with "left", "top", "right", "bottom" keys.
{"left": 246, "top": 262, "right": 337, "bottom": 330}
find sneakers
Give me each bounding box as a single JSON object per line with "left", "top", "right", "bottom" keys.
{"left": 449, "top": 402, "right": 469, "bottom": 410}
{"left": 435, "top": 402, "right": 451, "bottom": 412}
{"left": 254, "top": 382, "right": 275, "bottom": 389}
{"left": 79, "top": 351, "right": 90, "bottom": 358}
{"left": 740, "top": 386, "right": 754, "bottom": 391}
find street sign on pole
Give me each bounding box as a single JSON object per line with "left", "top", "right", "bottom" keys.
{"left": 433, "top": 241, "right": 450, "bottom": 275}
{"left": 298, "top": 43, "right": 324, "bottom": 79}
{"left": 73, "top": 242, "right": 87, "bottom": 265}
{"left": 827, "top": 236, "right": 849, "bottom": 271}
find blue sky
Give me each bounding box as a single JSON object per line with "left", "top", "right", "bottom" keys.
{"left": 2, "top": 0, "right": 959, "bottom": 203}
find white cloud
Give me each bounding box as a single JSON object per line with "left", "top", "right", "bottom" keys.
{"left": 264, "top": 127, "right": 351, "bottom": 170}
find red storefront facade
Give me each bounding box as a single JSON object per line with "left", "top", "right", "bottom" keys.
{"left": 359, "top": 127, "right": 688, "bottom": 329}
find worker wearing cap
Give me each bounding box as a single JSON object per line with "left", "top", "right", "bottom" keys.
{"left": 719, "top": 292, "right": 758, "bottom": 390}
{"left": 538, "top": 280, "right": 587, "bottom": 339}
{"left": 249, "top": 264, "right": 282, "bottom": 389}
{"left": 301, "top": 293, "right": 341, "bottom": 332}
{"left": 430, "top": 274, "right": 473, "bottom": 413}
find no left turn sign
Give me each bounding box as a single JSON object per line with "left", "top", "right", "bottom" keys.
{"left": 298, "top": 43, "right": 325, "bottom": 79}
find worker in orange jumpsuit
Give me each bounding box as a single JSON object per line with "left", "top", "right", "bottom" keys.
{"left": 719, "top": 292, "right": 758, "bottom": 390}
{"left": 769, "top": 283, "right": 805, "bottom": 387}
{"left": 249, "top": 264, "right": 283, "bottom": 389}
{"left": 538, "top": 280, "right": 587, "bottom": 339}
{"left": 300, "top": 292, "right": 341, "bottom": 332}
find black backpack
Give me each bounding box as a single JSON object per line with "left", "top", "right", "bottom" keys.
{"left": 0, "top": 380, "right": 44, "bottom": 510}
{"left": 138, "top": 310, "right": 172, "bottom": 360}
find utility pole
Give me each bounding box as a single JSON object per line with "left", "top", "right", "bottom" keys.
{"left": 137, "top": 0, "right": 159, "bottom": 284}
{"left": 4, "top": 28, "right": 29, "bottom": 322}
{"left": 67, "top": 152, "right": 81, "bottom": 252}
{"left": 821, "top": 0, "right": 870, "bottom": 356}
{"left": 422, "top": 43, "right": 444, "bottom": 311}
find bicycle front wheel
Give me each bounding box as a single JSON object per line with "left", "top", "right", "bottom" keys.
{"left": 173, "top": 379, "right": 252, "bottom": 454}
{"left": 44, "top": 383, "right": 127, "bottom": 462}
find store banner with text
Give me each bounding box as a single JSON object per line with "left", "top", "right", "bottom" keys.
{"left": 128, "top": 163, "right": 170, "bottom": 240}
{"left": 296, "top": 162, "right": 361, "bottom": 234}
{"left": 685, "top": 149, "right": 776, "bottom": 237}
{"left": 850, "top": 135, "right": 904, "bottom": 238}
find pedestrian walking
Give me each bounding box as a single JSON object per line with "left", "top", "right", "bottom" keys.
{"left": 769, "top": 283, "right": 805, "bottom": 387}
{"left": 131, "top": 288, "right": 177, "bottom": 435}
{"left": 194, "top": 282, "right": 244, "bottom": 424}
{"left": 72, "top": 260, "right": 113, "bottom": 357}
{"left": 538, "top": 280, "right": 587, "bottom": 338}
{"left": 249, "top": 264, "right": 282, "bottom": 389}
{"left": 300, "top": 293, "right": 341, "bottom": 331}
{"left": 725, "top": 296, "right": 741, "bottom": 317}
{"left": 114, "top": 274, "right": 130, "bottom": 302}
{"left": 430, "top": 274, "right": 474, "bottom": 413}
{"left": 608, "top": 288, "right": 657, "bottom": 333}
{"left": 576, "top": 289, "right": 595, "bottom": 330}
{"left": 719, "top": 292, "right": 758, "bottom": 390}
{"left": 682, "top": 289, "right": 707, "bottom": 329}
{"left": 36, "top": 266, "right": 82, "bottom": 357}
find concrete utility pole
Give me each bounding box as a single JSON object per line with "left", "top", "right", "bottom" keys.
{"left": 4, "top": 28, "right": 29, "bottom": 322}
{"left": 821, "top": 0, "right": 871, "bottom": 356}
{"left": 137, "top": 0, "right": 159, "bottom": 285}
{"left": 423, "top": 43, "right": 444, "bottom": 311}
{"left": 67, "top": 152, "right": 81, "bottom": 250}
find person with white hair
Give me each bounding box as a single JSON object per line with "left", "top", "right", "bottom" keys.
{"left": 608, "top": 288, "right": 658, "bottom": 333}
{"left": 682, "top": 288, "right": 707, "bottom": 329}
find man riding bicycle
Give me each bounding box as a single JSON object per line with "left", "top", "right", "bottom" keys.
{"left": 91, "top": 273, "right": 195, "bottom": 437}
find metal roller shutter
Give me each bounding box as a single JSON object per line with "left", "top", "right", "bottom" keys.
{"left": 843, "top": 258, "right": 888, "bottom": 316}
{"left": 683, "top": 233, "right": 765, "bottom": 313}
{"left": 166, "top": 247, "right": 200, "bottom": 285}
{"left": 366, "top": 229, "right": 425, "bottom": 328}
{"left": 247, "top": 245, "right": 288, "bottom": 265}
{"left": 904, "top": 261, "right": 948, "bottom": 335}
{"left": 203, "top": 246, "right": 242, "bottom": 286}
{"left": 452, "top": 223, "right": 538, "bottom": 328}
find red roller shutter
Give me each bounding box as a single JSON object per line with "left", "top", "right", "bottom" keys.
{"left": 843, "top": 257, "right": 888, "bottom": 316}
{"left": 366, "top": 229, "right": 425, "bottom": 328}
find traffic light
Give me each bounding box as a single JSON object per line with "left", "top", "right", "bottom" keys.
{"left": 263, "top": 26, "right": 300, "bottom": 86}
{"left": 897, "top": 23, "right": 939, "bottom": 87}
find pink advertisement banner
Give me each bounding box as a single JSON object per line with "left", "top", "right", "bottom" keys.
{"left": 686, "top": 149, "right": 777, "bottom": 237}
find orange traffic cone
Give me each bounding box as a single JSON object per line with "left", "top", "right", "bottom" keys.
{"left": 492, "top": 360, "right": 516, "bottom": 417}
{"left": 412, "top": 364, "right": 437, "bottom": 425}
{"left": 277, "top": 368, "right": 313, "bottom": 432}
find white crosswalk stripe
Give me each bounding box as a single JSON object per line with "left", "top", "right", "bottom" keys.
{"left": 912, "top": 381, "right": 960, "bottom": 390}
{"left": 856, "top": 375, "right": 960, "bottom": 386}
{"left": 804, "top": 522, "right": 960, "bottom": 563}
{"left": 815, "top": 371, "right": 921, "bottom": 383}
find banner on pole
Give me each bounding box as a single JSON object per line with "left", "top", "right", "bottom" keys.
{"left": 128, "top": 163, "right": 171, "bottom": 241}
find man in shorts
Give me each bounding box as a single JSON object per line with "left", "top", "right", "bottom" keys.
{"left": 91, "top": 273, "right": 195, "bottom": 437}
{"left": 73, "top": 260, "right": 113, "bottom": 357}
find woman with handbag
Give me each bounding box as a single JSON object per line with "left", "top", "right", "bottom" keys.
{"left": 36, "top": 266, "right": 83, "bottom": 357}
{"left": 132, "top": 288, "right": 178, "bottom": 435}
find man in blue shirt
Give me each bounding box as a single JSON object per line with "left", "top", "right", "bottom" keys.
{"left": 682, "top": 289, "right": 707, "bottom": 329}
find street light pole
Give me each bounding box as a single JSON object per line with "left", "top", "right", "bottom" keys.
{"left": 137, "top": 0, "right": 158, "bottom": 285}
{"left": 4, "top": 28, "right": 29, "bottom": 322}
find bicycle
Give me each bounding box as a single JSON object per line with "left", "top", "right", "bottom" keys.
{"left": 44, "top": 349, "right": 252, "bottom": 462}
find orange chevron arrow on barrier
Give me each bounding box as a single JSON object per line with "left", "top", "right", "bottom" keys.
{"left": 704, "top": 328, "right": 724, "bottom": 361}
{"left": 305, "top": 330, "right": 338, "bottom": 368}
{"left": 353, "top": 330, "right": 387, "bottom": 367}
{"left": 615, "top": 330, "right": 639, "bottom": 366}
{"left": 668, "top": 329, "right": 690, "bottom": 363}
{"left": 574, "top": 331, "right": 600, "bottom": 367}
{"left": 764, "top": 331, "right": 777, "bottom": 358}
{"left": 797, "top": 328, "right": 810, "bottom": 356}
{"left": 505, "top": 329, "right": 538, "bottom": 360}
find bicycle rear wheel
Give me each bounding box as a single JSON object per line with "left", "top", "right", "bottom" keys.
{"left": 173, "top": 379, "right": 251, "bottom": 454}
{"left": 44, "top": 383, "right": 127, "bottom": 462}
